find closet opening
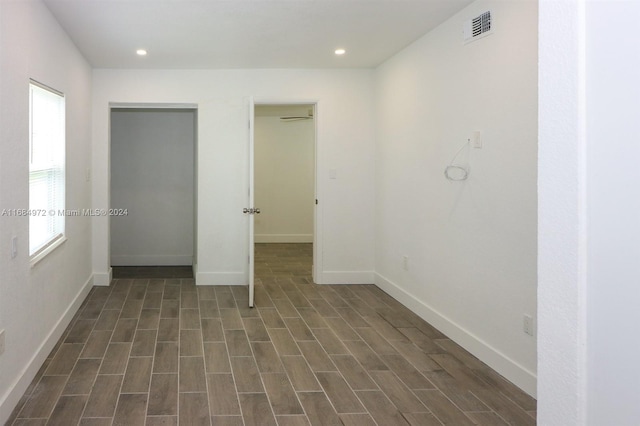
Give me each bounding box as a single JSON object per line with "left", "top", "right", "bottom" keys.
{"left": 109, "top": 106, "right": 197, "bottom": 278}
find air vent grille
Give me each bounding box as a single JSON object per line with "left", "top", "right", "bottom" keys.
{"left": 472, "top": 11, "right": 491, "bottom": 37}
{"left": 464, "top": 10, "right": 493, "bottom": 44}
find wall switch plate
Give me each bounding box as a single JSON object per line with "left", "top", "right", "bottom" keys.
{"left": 472, "top": 131, "right": 482, "bottom": 148}
{"left": 523, "top": 315, "right": 534, "bottom": 336}
{"left": 0, "top": 329, "right": 5, "bottom": 355}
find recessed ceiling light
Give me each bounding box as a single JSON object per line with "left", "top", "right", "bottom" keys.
{"left": 136, "top": 49, "right": 147, "bottom": 56}
{"left": 334, "top": 48, "right": 346, "bottom": 56}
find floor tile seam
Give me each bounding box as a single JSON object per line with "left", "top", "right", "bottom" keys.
{"left": 251, "top": 331, "right": 310, "bottom": 422}
{"left": 493, "top": 387, "right": 536, "bottom": 413}
{"left": 305, "top": 367, "right": 341, "bottom": 373}
{"left": 215, "top": 284, "right": 246, "bottom": 426}
{"left": 59, "top": 390, "right": 96, "bottom": 397}
{"left": 32, "top": 308, "right": 104, "bottom": 423}
{"left": 260, "top": 245, "right": 340, "bottom": 426}
{"left": 109, "top": 293, "right": 144, "bottom": 424}
{"left": 128, "top": 283, "right": 164, "bottom": 417}
{"left": 488, "top": 377, "right": 536, "bottom": 411}
{"left": 298, "top": 391, "right": 369, "bottom": 417}
{"left": 13, "top": 416, "right": 49, "bottom": 420}
{"left": 355, "top": 316, "right": 439, "bottom": 396}
{"left": 372, "top": 371, "right": 433, "bottom": 413}
{"left": 76, "top": 415, "right": 112, "bottom": 419}
{"left": 398, "top": 411, "right": 445, "bottom": 426}
{"left": 75, "top": 312, "right": 120, "bottom": 423}
{"left": 326, "top": 332, "right": 388, "bottom": 406}
{"left": 190, "top": 287, "right": 214, "bottom": 422}
{"left": 274, "top": 414, "right": 308, "bottom": 417}
{"left": 314, "top": 348, "right": 387, "bottom": 419}
{"left": 465, "top": 409, "right": 502, "bottom": 413}
{"left": 39, "top": 371, "right": 73, "bottom": 377}
{"left": 173, "top": 280, "right": 193, "bottom": 425}
{"left": 235, "top": 390, "right": 275, "bottom": 395}
{"left": 240, "top": 329, "right": 281, "bottom": 423}
{"left": 425, "top": 386, "right": 484, "bottom": 425}
{"left": 363, "top": 287, "right": 398, "bottom": 310}
{"left": 136, "top": 281, "right": 162, "bottom": 423}
{"left": 295, "top": 310, "right": 329, "bottom": 331}
{"left": 84, "top": 372, "right": 125, "bottom": 376}
{"left": 467, "top": 388, "right": 532, "bottom": 425}
{"left": 428, "top": 353, "right": 506, "bottom": 400}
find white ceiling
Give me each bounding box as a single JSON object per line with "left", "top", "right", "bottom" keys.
{"left": 43, "top": 0, "right": 474, "bottom": 69}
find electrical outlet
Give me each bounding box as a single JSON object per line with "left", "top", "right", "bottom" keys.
{"left": 402, "top": 255, "right": 409, "bottom": 271}
{"left": 523, "top": 315, "right": 534, "bottom": 336}
{"left": 0, "top": 329, "right": 5, "bottom": 355}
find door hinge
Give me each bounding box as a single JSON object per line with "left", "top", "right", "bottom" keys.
{"left": 315, "top": 199, "right": 318, "bottom": 205}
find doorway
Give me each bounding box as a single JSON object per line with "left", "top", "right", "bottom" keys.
{"left": 109, "top": 107, "right": 197, "bottom": 275}
{"left": 252, "top": 103, "right": 317, "bottom": 286}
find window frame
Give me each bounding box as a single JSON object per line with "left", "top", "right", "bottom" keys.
{"left": 29, "top": 80, "right": 66, "bottom": 264}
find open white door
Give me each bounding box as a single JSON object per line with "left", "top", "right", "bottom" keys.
{"left": 247, "top": 97, "right": 255, "bottom": 307}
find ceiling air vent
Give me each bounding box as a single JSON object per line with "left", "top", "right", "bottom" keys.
{"left": 463, "top": 10, "right": 492, "bottom": 44}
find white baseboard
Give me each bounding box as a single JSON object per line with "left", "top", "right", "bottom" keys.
{"left": 315, "top": 270, "right": 374, "bottom": 285}
{"left": 92, "top": 268, "right": 112, "bottom": 286}
{"left": 0, "top": 275, "right": 94, "bottom": 425}
{"left": 111, "top": 255, "right": 193, "bottom": 266}
{"left": 255, "top": 234, "right": 313, "bottom": 243}
{"left": 195, "top": 271, "right": 246, "bottom": 286}
{"left": 374, "top": 272, "right": 537, "bottom": 397}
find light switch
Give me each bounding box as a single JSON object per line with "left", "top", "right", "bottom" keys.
{"left": 471, "top": 131, "right": 482, "bottom": 148}
{"left": 329, "top": 169, "right": 337, "bottom": 179}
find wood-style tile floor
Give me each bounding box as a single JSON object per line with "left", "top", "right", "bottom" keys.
{"left": 7, "top": 243, "right": 536, "bottom": 425}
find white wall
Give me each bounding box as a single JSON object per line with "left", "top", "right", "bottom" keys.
{"left": 0, "top": 1, "right": 93, "bottom": 423}
{"left": 374, "top": 0, "right": 538, "bottom": 395}
{"left": 92, "top": 69, "right": 375, "bottom": 286}
{"left": 537, "top": 1, "right": 587, "bottom": 423}
{"left": 254, "top": 111, "right": 314, "bottom": 243}
{"left": 585, "top": 1, "right": 640, "bottom": 424}
{"left": 110, "top": 109, "right": 195, "bottom": 265}
{"left": 539, "top": 1, "right": 640, "bottom": 424}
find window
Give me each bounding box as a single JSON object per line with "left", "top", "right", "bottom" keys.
{"left": 29, "top": 81, "right": 65, "bottom": 258}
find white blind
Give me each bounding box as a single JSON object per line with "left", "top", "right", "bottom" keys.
{"left": 29, "top": 82, "right": 65, "bottom": 256}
